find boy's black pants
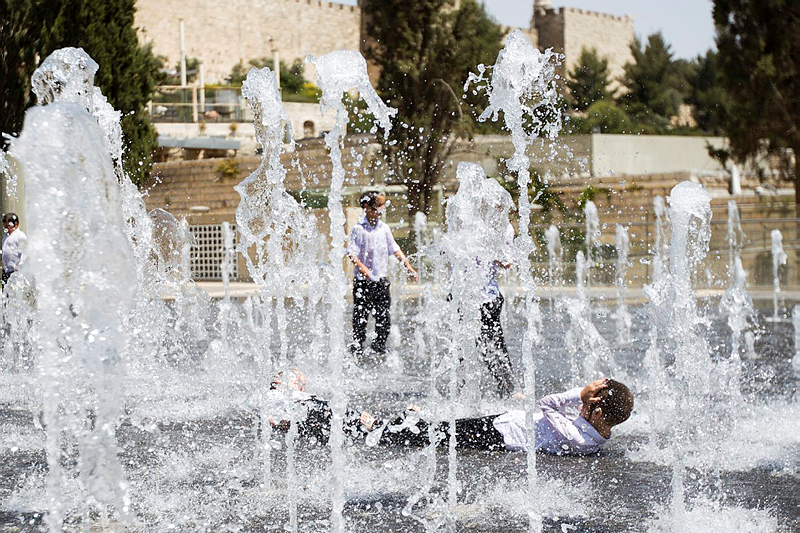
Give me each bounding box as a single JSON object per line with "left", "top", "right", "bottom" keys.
{"left": 352, "top": 277, "right": 391, "bottom": 355}
{"left": 479, "top": 294, "right": 516, "bottom": 397}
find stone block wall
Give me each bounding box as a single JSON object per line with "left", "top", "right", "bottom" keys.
{"left": 560, "top": 8, "right": 634, "bottom": 86}
{"left": 533, "top": 7, "right": 634, "bottom": 90}
{"left": 135, "top": 0, "right": 361, "bottom": 84}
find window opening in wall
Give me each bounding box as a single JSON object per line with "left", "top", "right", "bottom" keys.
{"left": 189, "top": 224, "right": 239, "bottom": 280}
{"left": 303, "top": 120, "right": 315, "bottom": 138}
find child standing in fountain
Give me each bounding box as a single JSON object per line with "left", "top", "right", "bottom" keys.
{"left": 347, "top": 191, "right": 417, "bottom": 361}
{"left": 478, "top": 219, "right": 518, "bottom": 398}
{"left": 2, "top": 213, "right": 27, "bottom": 285}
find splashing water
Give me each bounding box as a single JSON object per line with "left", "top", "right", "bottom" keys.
{"left": 30, "top": 48, "right": 170, "bottom": 374}
{"left": 614, "top": 224, "right": 631, "bottom": 345}
{"left": 307, "top": 49, "right": 395, "bottom": 533}
{"left": 545, "top": 225, "right": 561, "bottom": 304}
{"left": 644, "top": 181, "right": 715, "bottom": 527}
{"left": 583, "top": 201, "right": 600, "bottom": 291}
{"left": 0, "top": 149, "right": 17, "bottom": 198}
{"left": 718, "top": 201, "right": 752, "bottom": 400}
{"left": 468, "top": 29, "right": 563, "bottom": 531}
{"left": 10, "top": 102, "right": 135, "bottom": 529}
{"left": 771, "top": 229, "right": 788, "bottom": 321}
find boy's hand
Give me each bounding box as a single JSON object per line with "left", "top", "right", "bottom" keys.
{"left": 580, "top": 378, "right": 609, "bottom": 405}
{"left": 359, "top": 411, "right": 376, "bottom": 431}
{"left": 407, "top": 268, "right": 418, "bottom": 283}
{"left": 358, "top": 264, "right": 371, "bottom": 279}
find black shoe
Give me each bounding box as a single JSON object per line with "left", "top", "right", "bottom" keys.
{"left": 349, "top": 343, "right": 365, "bottom": 364}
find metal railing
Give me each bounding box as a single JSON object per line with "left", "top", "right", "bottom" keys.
{"left": 149, "top": 86, "right": 249, "bottom": 123}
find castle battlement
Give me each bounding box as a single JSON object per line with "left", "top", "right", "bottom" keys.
{"left": 558, "top": 7, "right": 631, "bottom": 22}
{"left": 293, "top": 0, "right": 357, "bottom": 13}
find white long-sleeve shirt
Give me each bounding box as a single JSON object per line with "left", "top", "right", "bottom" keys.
{"left": 347, "top": 218, "right": 400, "bottom": 281}
{"left": 2, "top": 229, "right": 27, "bottom": 274}
{"left": 492, "top": 388, "right": 608, "bottom": 455}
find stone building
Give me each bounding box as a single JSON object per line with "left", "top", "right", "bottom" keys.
{"left": 135, "top": 0, "right": 634, "bottom": 87}
{"left": 135, "top": 0, "right": 362, "bottom": 84}
{"left": 530, "top": 0, "right": 634, "bottom": 88}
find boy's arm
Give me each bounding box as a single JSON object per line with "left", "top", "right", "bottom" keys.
{"left": 351, "top": 256, "right": 372, "bottom": 279}
{"left": 347, "top": 227, "right": 371, "bottom": 279}
{"left": 386, "top": 228, "right": 417, "bottom": 281}
{"left": 579, "top": 378, "right": 609, "bottom": 421}
{"left": 393, "top": 249, "right": 418, "bottom": 282}
{"left": 538, "top": 388, "right": 583, "bottom": 416}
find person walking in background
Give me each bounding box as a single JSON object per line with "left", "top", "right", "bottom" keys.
{"left": 2, "top": 213, "right": 27, "bottom": 285}
{"left": 347, "top": 191, "right": 417, "bottom": 362}
{"left": 478, "top": 220, "right": 519, "bottom": 398}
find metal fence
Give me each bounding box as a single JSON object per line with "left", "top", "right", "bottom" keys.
{"left": 190, "top": 224, "right": 239, "bottom": 280}
{"left": 529, "top": 216, "right": 800, "bottom": 289}
{"left": 149, "top": 86, "right": 249, "bottom": 123}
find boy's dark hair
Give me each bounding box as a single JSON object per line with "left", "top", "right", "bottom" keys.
{"left": 3, "top": 213, "right": 18, "bottom": 226}
{"left": 359, "top": 190, "right": 382, "bottom": 209}
{"left": 598, "top": 380, "right": 633, "bottom": 426}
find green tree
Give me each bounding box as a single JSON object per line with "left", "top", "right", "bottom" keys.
{"left": 3, "top": 0, "right": 159, "bottom": 185}
{"left": 228, "top": 57, "right": 307, "bottom": 93}
{"left": 713, "top": 0, "right": 800, "bottom": 205}
{"left": 363, "top": 0, "right": 504, "bottom": 219}
{"left": 566, "top": 48, "right": 612, "bottom": 112}
{"left": 619, "top": 33, "right": 684, "bottom": 131}
{"left": 0, "top": 0, "right": 52, "bottom": 147}
{"left": 571, "top": 100, "right": 633, "bottom": 134}
{"left": 687, "top": 50, "right": 728, "bottom": 135}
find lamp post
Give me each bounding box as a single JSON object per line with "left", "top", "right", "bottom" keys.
{"left": 270, "top": 37, "right": 280, "bottom": 90}
{"left": 179, "top": 19, "right": 187, "bottom": 87}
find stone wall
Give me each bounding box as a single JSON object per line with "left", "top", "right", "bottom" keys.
{"left": 135, "top": 0, "right": 361, "bottom": 84}
{"left": 533, "top": 7, "right": 634, "bottom": 90}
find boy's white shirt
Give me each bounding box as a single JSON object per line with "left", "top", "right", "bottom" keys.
{"left": 2, "top": 229, "right": 27, "bottom": 273}
{"left": 481, "top": 223, "right": 514, "bottom": 303}
{"left": 493, "top": 387, "right": 608, "bottom": 455}
{"left": 347, "top": 217, "right": 400, "bottom": 281}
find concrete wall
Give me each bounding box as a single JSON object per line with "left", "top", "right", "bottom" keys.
{"left": 154, "top": 101, "right": 336, "bottom": 154}
{"left": 590, "top": 134, "right": 727, "bottom": 176}
{"left": 135, "top": 0, "right": 361, "bottom": 83}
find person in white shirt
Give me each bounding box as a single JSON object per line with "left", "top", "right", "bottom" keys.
{"left": 2, "top": 213, "right": 27, "bottom": 285}
{"left": 347, "top": 191, "right": 417, "bottom": 361}
{"left": 268, "top": 376, "right": 633, "bottom": 456}
{"left": 367, "top": 378, "right": 632, "bottom": 455}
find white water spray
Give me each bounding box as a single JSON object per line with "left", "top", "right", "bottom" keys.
{"left": 615, "top": 224, "right": 631, "bottom": 345}
{"left": 307, "top": 50, "right": 394, "bottom": 532}
{"left": 469, "top": 29, "right": 562, "bottom": 531}
{"left": 545, "top": 225, "right": 561, "bottom": 305}
{"left": 583, "top": 200, "right": 600, "bottom": 291}
{"left": 770, "top": 229, "right": 787, "bottom": 321}
{"left": 12, "top": 102, "right": 135, "bottom": 529}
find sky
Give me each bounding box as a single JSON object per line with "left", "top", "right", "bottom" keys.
{"left": 340, "top": 0, "right": 716, "bottom": 60}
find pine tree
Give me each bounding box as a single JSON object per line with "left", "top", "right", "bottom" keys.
{"left": 686, "top": 50, "right": 727, "bottom": 135}
{"left": 566, "top": 48, "right": 612, "bottom": 112}
{"left": 362, "top": 0, "right": 504, "bottom": 219}
{"left": 0, "top": 0, "right": 51, "bottom": 147}
{"left": 713, "top": 0, "right": 800, "bottom": 207}
{"left": 619, "top": 33, "right": 683, "bottom": 131}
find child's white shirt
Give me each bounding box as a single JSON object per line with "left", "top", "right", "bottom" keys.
{"left": 493, "top": 388, "right": 608, "bottom": 455}
{"left": 347, "top": 218, "right": 400, "bottom": 280}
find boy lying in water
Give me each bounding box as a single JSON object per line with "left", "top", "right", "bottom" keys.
{"left": 267, "top": 372, "right": 633, "bottom": 456}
